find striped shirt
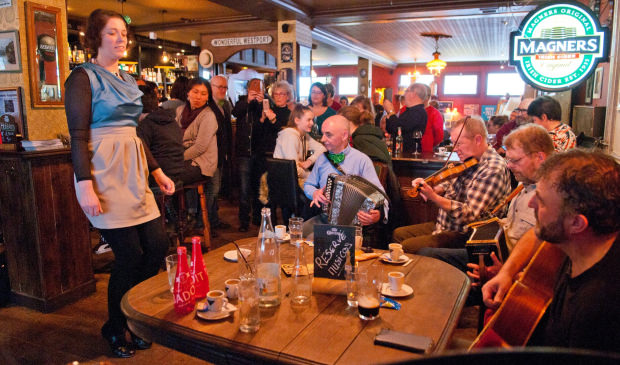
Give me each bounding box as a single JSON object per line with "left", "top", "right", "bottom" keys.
{"left": 434, "top": 146, "right": 511, "bottom": 234}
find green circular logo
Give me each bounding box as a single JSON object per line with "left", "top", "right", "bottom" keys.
{"left": 510, "top": 2, "right": 608, "bottom": 91}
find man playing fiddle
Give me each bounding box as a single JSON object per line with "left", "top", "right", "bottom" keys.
{"left": 393, "top": 116, "right": 511, "bottom": 253}
{"left": 418, "top": 124, "right": 555, "bottom": 274}
{"left": 482, "top": 150, "right": 620, "bottom": 352}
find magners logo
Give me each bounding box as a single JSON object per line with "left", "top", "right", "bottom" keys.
{"left": 510, "top": 1, "right": 609, "bottom": 91}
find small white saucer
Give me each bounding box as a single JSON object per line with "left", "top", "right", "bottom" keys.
{"left": 223, "top": 248, "right": 252, "bottom": 262}
{"left": 381, "top": 283, "right": 414, "bottom": 297}
{"left": 196, "top": 302, "right": 238, "bottom": 320}
{"left": 380, "top": 253, "right": 409, "bottom": 264}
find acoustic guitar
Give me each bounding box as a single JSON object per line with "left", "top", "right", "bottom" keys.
{"left": 469, "top": 241, "right": 566, "bottom": 348}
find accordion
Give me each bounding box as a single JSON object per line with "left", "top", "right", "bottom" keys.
{"left": 465, "top": 217, "right": 509, "bottom": 267}
{"left": 322, "top": 173, "right": 386, "bottom": 225}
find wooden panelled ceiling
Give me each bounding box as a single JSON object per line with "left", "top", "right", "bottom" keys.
{"left": 66, "top": 0, "right": 549, "bottom": 67}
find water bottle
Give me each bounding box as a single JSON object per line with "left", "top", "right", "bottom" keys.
{"left": 291, "top": 242, "right": 311, "bottom": 305}
{"left": 173, "top": 246, "right": 195, "bottom": 314}
{"left": 190, "top": 236, "right": 209, "bottom": 299}
{"left": 395, "top": 127, "right": 403, "bottom": 155}
{"left": 256, "top": 207, "right": 281, "bottom": 307}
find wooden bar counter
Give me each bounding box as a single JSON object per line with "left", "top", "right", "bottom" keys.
{"left": 0, "top": 149, "right": 95, "bottom": 312}
{"left": 392, "top": 151, "right": 459, "bottom": 226}
{"left": 122, "top": 238, "right": 470, "bottom": 364}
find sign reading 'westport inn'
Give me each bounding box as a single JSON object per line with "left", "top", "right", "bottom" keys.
{"left": 510, "top": 1, "right": 609, "bottom": 91}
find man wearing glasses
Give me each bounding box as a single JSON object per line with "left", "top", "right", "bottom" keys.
{"left": 493, "top": 98, "right": 533, "bottom": 155}
{"left": 207, "top": 75, "right": 233, "bottom": 234}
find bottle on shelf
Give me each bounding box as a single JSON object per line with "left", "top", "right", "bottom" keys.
{"left": 173, "top": 246, "right": 195, "bottom": 314}
{"left": 395, "top": 127, "right": 403, "bottom": 155}
{"left": 190, "top": 236, "right": 209, "bottom": 299}
{"left": 256, "top": 207, "right": 281, "bottom": 307}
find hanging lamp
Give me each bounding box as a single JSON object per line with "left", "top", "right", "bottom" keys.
{"left": 421, "top": 32, "right": 451, "bottom": 76}
{"left": 161, "top": 10, "right": 169, "bottom": 63}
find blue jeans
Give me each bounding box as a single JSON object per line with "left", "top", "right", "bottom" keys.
{"left": 205, "top": 168, "right": 222, "bottom": 226}
{"left": 416, "top": 247, "right": 469, "bottom": 273}
{"left": 238, "top": 157, "right": 251, "bottom": 226}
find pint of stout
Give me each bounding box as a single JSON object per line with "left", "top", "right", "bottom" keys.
{"left": 358, "top": 296, "right": 380, "bottom": 320}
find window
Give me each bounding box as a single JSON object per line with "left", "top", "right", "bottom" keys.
{"left": 443, "top": 74, "right": 478, "bottom": 95}
{"left": 338, "top": 77, "right": 358, "bottom": 95}
{"left": 399, "top": 74, "right": 434, "bottom": 87}
{"left": 298, "top": 76, "right": 328, "bottom": 98}
{"left": 486, "top": 72, "right": 526, "bottom": 96}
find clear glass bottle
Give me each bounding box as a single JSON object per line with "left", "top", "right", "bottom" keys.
{"left": 256, "top": 207, "right": 281, "bottom": 307}
{"left": 291, "top": 242, "right": 311, "bottom": 305}
{"left": 395, "top": 127, "right": 403, "bottom": 155}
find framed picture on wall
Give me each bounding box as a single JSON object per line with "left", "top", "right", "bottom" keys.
{"left": 437, "top": 101, "right": 453, "bottom": 113}
{"left": 0, "top": 87, "right": 26, "bottom": 146}
{"left": 0, "top": 30, "right": 21, "bottom": 72}
{"left": 584, "top": 74, "right": 594, "bottom": 104}
{"left": 592, "top": 66, "right": 604, "bottom": 100}
{"left": 25, "top": 2, "right": 67, "bottom": 108}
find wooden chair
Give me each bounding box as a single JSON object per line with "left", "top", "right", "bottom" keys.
{"left": 151, "top": 179, "right": 211, "bottom": 251}
{"left": 266, "top": 157, "right": 301, "bottom": 223}
{"left": 372, "top": 161, "right": 389, "bottom": 190}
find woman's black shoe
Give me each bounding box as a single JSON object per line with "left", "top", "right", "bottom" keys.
{"left": 101, "top": 323, "right": 135, "bottom": 358}
{"left": 129, "top": 330, "right": 152, "bottom": 350}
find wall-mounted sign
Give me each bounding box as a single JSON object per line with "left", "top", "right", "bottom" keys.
{"left": 280, "top": 42, "right": 293, "bottom": 63}
{"left": 199, "top": 49, "right": 213, "bottom": 68}
{"left": 211, "top": 35, "right": 273, "bottom": 47}
{"left": 510, "top": 1, "right": 609, "bottom": 91}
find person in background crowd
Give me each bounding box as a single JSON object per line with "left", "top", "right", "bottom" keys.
{"left": 393, "top": 116, "right": 511, "bottom": 253}
{"left": 351, "top": 95, "right": 375, "bottom": 115}
{"left": 175, "top": 78, "right": 219, "bottom": 231}
{"left": 493, "top": 98, "right": 533, "bottom": 155}
{"left": 339, "top": 105, "right": 391, "bottom": 168}
{"left": 324, "top": 83, "right": 341, "bottom": 111}
{"left": 206, "top": 75, "right": 233, "bottom": 235}
{"left": 372, "top": 92, "right": 384, "bottom": 127}
{"left": 161, "top": 76, "right": 189, "bottom": 112}
{"left": 485, "top": 150, "right": 620, "bottom": 352}
{"left": 418, "top": 124, "right": 554, "bottom": 274}
{"left": 383, "top": 83, "right": 428, "bottom": 153}
{"left": 487, "top": 115, "right": 508, "bottom": 135}
{"left": 64, "top": 9, "right": 174, "bottom": 358}
{"left": 308, "top": 82, "right": 336, "bottom": 138}
{"left": 273, "top": 104, "right": 326, "bottom": 223}
{"left": 421, "top": 84, "right": 444, "bottom": 153}
{"left": 339, "top": 96, "right": 349, "bottom": 106}
{"left": 527, "top": 95, "right": 576, "bottom": 152}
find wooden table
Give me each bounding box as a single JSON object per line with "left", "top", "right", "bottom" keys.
{"left": 122, "top": 238, "right": 470, "bottom": 364}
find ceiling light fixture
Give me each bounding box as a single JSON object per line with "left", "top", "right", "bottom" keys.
{"left": 160, "top": 10, "right": 169, "bottom": 63}
{"left": 421, "top": 32, "right": 451, "bottom": 76}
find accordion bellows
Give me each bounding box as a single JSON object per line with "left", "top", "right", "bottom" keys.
{"left": 323, "top": 174, "right": 385, "bottom": 226}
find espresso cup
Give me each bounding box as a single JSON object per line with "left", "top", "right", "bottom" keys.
{"left": 389, "top": 243, "right": 404, "bottom": 261}
{"left": 388, "top": 271, "right": 405, "bottom": 292}
{"left": 206, "top": 290, "right": 228, "bottom": 312}
{"left": 275, "top": 225, "right": 287, "bottom": 240}
{"left": 225, "top": 279, "right": 240, "bottom": 299}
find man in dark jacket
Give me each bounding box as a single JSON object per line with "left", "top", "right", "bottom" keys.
{"left": 384, "top": 83, "right": 428, "bottom": 153}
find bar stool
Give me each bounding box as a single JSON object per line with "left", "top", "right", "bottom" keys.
{"left": 151, "top": 179, "right": 211, "bottom": 251}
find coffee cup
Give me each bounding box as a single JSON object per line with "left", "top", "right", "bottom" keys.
{"left": 225, "top": 279, "right": 240, "bottom": 299}
{"left": 206, "top": 290, "right": 228, "bottom": 312}
{"left": 388, "top": 271, "right": 405, "bottom": 293}
{"left": 275, "top": 225, "right": 287, "bottom": 240}
{"left": 389, "top": 243, "right": 404, "bottom": 261}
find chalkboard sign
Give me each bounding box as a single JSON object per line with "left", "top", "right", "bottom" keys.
{"left": 313, "top": 224, "right": 355, "bottom": 280}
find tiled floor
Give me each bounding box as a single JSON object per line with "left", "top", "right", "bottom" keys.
{"left": 0, "top": 199, "right": 477, "bottom": 364}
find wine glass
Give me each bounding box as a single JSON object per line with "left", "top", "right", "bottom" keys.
{"left": 413, "top": 130, "right": 423, "bottom": 156}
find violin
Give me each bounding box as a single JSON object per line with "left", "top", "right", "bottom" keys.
{"left": 408, "top": 157, "right": 479, "bottom": 198}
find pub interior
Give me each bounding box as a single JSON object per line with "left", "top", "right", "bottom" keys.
{"left": 1, "top": 0, "right": 619, "bottom": 363}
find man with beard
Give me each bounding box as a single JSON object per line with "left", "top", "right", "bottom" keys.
{"left": 493, "top": 98, "right": 533, "bottom": 155}
{"left": 482, "top": 149, "right": 620, "bottom": 352}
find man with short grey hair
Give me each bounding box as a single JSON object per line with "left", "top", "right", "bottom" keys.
{"left": 383, "top": 83, "right": 428, "bottom": 153}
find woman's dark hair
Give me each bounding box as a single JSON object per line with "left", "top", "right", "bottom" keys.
{"left": 350, "top": 95, "right": 374, "bottom": 115}
{"left": 489, "top": 115, "right": 509, "bottom": 128}
{"left": 308, "top": 82, "right": 328, "bottom": 107}
{"left": 170, "top": 76, "right": 189, "bottom": 101}
{"left": 287, "top": 103, "right": 312, "bottom": 128}
{"left": 187, "top": 78, "right": 214, "bottom": 105}
{"left": 85, "top": 9, "right": 128, "bottom": 58}
{"left": 138, "top": 85, "right": 158, "bottom": 114}
{"left": 527, "top": 95, "right": 562, "bottom": 121}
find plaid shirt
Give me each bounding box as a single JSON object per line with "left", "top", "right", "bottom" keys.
{"left": 434, "top": 146, "right": 511, "bottom": 234}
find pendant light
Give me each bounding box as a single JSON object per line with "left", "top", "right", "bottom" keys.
{"left": 422, "top": 32, "right": 451, "bottom": 76}
{"left": 161, "top": 10, "right": 169, "bottom": 63}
